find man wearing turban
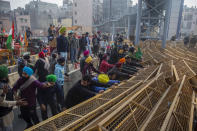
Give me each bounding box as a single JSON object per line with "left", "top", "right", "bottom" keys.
{"left": 57, "top": 27, "right": 69, "bottom": 74}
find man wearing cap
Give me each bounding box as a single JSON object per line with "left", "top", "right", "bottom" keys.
{"left": 57, "top": 27, "right": 69, "bottom": 73}
{"left": 37, "top": 75, "right": 58, "bottom": 120}
{"left": 34, "top": 52, "right": 49, "bottom": 82}
{"left": 82, "top": 56, "right": 100, "bottom": 76}
{"left": 13, "top": 67, "right": 50, "bottom": 129}
{"left": 17, "top": 54, "right": 33, "bottom": 77}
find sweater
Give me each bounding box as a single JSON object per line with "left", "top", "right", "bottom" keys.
{"left": 99, "top": 60, "right": 114, "bottom": 73}
{"left": 34, "top": 58, "right": 49, "bottom": 82}
{"left": 12, "top": 77, "right": 44, "bottom": 107}
{"left": 37, "top": 83, "right": 58, "bottom": 105}
{"left": 82, "top": 63, "right": 100, "bottom": 76}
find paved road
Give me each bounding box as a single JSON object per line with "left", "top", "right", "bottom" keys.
{"left": 12, "top": 70, "right": 82, "bottom": 131}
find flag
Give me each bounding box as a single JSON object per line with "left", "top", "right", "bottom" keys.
{"left": 19, "top": 34, "right": 23, "bottom": 46}
{"left": 12, "top": 21, "right": 14, "bottom": 39}
{"left": 24, "top": 32, "right": 28, "bottom": 47}
{"left": 3, "top": 29, "right": 5, "bottom": 33}
{"left": 6, "top": 21, "right": 15, "bottom": 50}
{"left": 6, "top": 29, "right": 13, "bottom": 50}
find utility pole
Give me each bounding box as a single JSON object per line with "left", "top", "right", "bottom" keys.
{"left": 162, "top": 0, "right": 172, "bottom": 48}
{"left": 176, "top": 0, "right": 184, "bottom": 39}
{"left": 135, "top": 0, "right": 142, "bottom": 45}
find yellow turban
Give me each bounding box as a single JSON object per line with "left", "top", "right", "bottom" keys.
{"left": 98, "top": 74, "right": 109, "bottom": 84}
{"left": 119, "top": 49, "right": 124, "bottom": 54}
{"left": 85, "top": 56, "right": 93, "bottom": 63}
{"left": 59, "top": 27, "right": 67, "bottom": 34}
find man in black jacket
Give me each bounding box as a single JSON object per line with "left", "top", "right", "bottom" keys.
{"left": 64, "top": 75, "right": 109, "bottom": 109}
{"left": 78, "top": 34, "right": 87, "bottom": 59}
{"left": 34, "top": 52, "right": 49, "bottom": 82}
{"left": 57, "top": 27, "right": 69, "bottom": 73}
{"left": 64, "top": 75, "right": 96, "bottom": 108}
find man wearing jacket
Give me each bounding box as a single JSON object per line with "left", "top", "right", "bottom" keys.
{"left": 37, "top": 75, "right": 58, "bottom": 120}
{"left": 34, "top": 52, "right": 49, "bottom": 82}
{"left": 0, "top": 66, "right": 27, "bottom": 131}
{"left": 78, "top": 34, "right": 87, "bottom": 59}
{"left": 13, "top": 67, "right": 49, "bottom": 129}
{"left": 54, "top": 57, "right": 66, "bottom": 112}
{"left": 57, "top": 27, "right": 69, "bottom": 73}
{"left": 69, "top": 32, "right": 79, "bottom": 63}
{"left": 64, "top": 75, "right": 108, "bottom": 109}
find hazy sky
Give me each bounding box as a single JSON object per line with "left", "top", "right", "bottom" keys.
{"left": 4, "top": 0, "right": 197, "bottom": 10}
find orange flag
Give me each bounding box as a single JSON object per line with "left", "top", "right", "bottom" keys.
{"left": 24, "top": 32, "right": 28, "bottom": 47}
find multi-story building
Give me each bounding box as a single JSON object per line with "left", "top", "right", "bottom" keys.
{"left": 0, "top": 0, "right": 11, "bottom": 32}
{"left": 0, "top": 0, "right": 11, "bottom": 13}
{"left": 25, "top": 0, "right": 58, "bottom": 35}
{"left": 73, "top": 0, "right": 93, "bottom": 33}
{"left": 14, "top": 8, "right": 31, "bottom": 34}
{"left": 93, "top": 0, "right": 103, "bottom": 25}
{"left": 103, "top": 0, "right": 128, "bottom": 20}
{"left": 0, "top": 14, "right": 11, "bottom": 33}
{"left": 73, "top": 0, "right": 103, "bottom": 33}
{"left": 62, "top": 0, "right": 73, "bottom": 17}
{"left": 181, "top": 6, "right": 197, "bottom": 36}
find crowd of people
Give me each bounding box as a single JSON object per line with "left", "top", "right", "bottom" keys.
{"left": 0, "top": 26, "right": 143, "bottom": 131}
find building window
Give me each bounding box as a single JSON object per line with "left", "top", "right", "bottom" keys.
{"left": 75, "top": 20, "right": 77, "bottom": 24}
{"left": 75, "top": 11, "right": 77, "bottom": 15}
{"left": 186, "top": 22, "right": 192, "bottom": 29}
{"left": 75, "top": 3, "right": 77, "bottom": 7}
{"left": 184, "top": 14, "right": 193, "bottom": 21}
{"left": 22, "top": 26, "right": 24, "bottom": 31}
{"left": 25, "top": 19, "right": 27, "bottom": 23}
{"left": 20, "top": 18, "right": 23, "bottom": 23}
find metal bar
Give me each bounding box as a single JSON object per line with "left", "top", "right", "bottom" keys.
{"left": 189, "top": 91, "right": 195, "bottom": 131}
{"left": 142, "top": 0, "right": 166, "bottom": 17}
{"left": 160, "top": 75, "right": 186, "bottom": 131}
{"left": 135, "top": 0, "right": 143, "bottom": 45}
{"left": 140, "top": 85, "right": 172, "bottom": 131}
{"left": 162, "top": 0, "right": 172, "bottom": 48}
{"left": 98, "top": 73, "right": 163, "bottom": 126}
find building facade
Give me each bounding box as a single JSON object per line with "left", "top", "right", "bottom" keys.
{"left": 73, "top": 0, "right": 93, "bottom": 33}
{"left": 103, "top": 0, "right": 128, "bottom": 20}
{"left": 0, "top": 14, "right": 11, "bottom": 33}
{"left": 181, "top": 6, "right": 197, "bottom": 36}
{"left": 25, "top": 0, "right": 58, "bottom": 35}
{"left": 0, "top": 0, "right": 11, "bottom": 32}
{"left": 0, "top": 0, "right": 11, "bottom": 13}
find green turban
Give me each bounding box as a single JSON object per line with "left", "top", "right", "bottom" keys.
{"left": 46, "top": 75, "right": 57, "bottom": 82}
{"left": 59, "top": 27, "right": 67, "bottom": 34}
{"left": 0, "top": 66, "right": 8, "bottom": 79}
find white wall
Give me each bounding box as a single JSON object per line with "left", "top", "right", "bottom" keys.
{"left": 73, "top": 0, "right": 93, "bottom": 33}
